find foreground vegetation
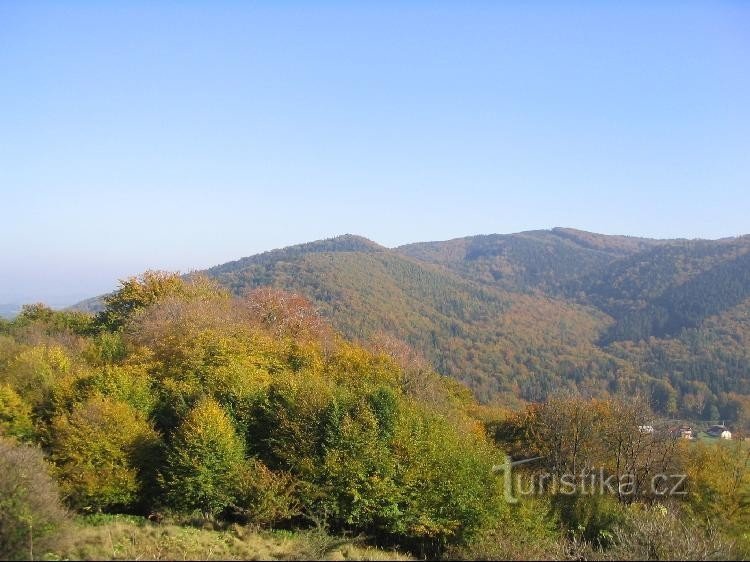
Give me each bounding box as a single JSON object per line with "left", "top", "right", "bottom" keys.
{"left": 52, "top": 515, "right": 410, "bottom": 561}
{"left": 1, "top": 271, "right": 749, "bottom": 560}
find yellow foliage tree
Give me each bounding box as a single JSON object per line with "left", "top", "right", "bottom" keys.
{"left": 50, "top": 394, "right": 161, "bottom": 511}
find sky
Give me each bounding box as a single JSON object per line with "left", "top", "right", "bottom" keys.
{"left": 1, "top": 1, "right": 749, "bottom": 304}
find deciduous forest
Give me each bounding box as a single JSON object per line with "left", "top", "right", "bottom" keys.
{"left": 2, "top": 268, "right": 749, "bottom": 560}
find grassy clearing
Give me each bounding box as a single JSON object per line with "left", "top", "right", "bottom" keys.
{"left": 45, "top": 516, "right": 411, "bottom": 561}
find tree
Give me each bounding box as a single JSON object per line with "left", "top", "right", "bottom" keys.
{"left": 0, "top": 384, "right": 34, "bottom": 440}
{"left": 50, "top": 395, "right": 161, "bottom": 511}
{"left": 0, "top": 437, "right": 68, "bottom": 561}
{"left": 683, "top": 440, "right": 750, "bottom": 540}
{"left": 314, "top": 399, "right": 401, "bottom": 532}
{"left": 2, "top": 345, "right": 71, "bottom": 409}
{"left": 242, "top": 287, "right": 330, "bottom": 341}
{"left": 493, "top": 396, "right": 682, "bottom": 503}
{"left": 161, "top": 397, "right": 245, "bottom": 517}
{"left": 97, "top": 271, "right": 225, "bottom": 331}
{"left": 392, "top": 406, "right": 504, "bottom": 555}
{"left": 12, "top": 304, "right": 94, "bottom": 336}
{"left": 232, "top": 459, "right": 300, "bottom": 526}
{"left": 74, "top": 364, "right": 157, "bottom": 418}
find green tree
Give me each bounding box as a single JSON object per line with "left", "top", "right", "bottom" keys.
{"left": 162, "top": 397, "right": 245, "bottom": 517}
{"left": 392, "top": 408, "right": 504, "bottom": 554}
{"left": 12, "top": 303, "right": 94, "bottom": 336}
{"left": 76, "top": 364, "right": 157, "bottom": 418}
{"left": 232, "top": 459, "right": 300, "bottom": 526}
{"left": 1, "top": 345, "right": 71, "bottom": 409}
{"left": 315, "top": 400, "right": 401, "bottom": 532}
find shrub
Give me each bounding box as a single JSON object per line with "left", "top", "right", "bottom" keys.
{"left": 161, "top": 397, "right": 245, "bottom": 517}
{"left": 232, "top": 459, "right": 301, "bottom": 526}
{"left": 607, "top": 503, "right": 735, "bottom": 560}
{"left": 550, "top": 493, "right": 626, "bottom": 547}
{"left": 0, "top": 437, "right": 68, "bottom": 560}
{"left": 50, "top": 394, "right": 161, "bottom": 512}
{"left": 444, "top": 497, "right": 563, "bottom": 561}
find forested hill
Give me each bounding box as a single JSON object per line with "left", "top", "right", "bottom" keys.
{"left": 393, "top": 230, "right": 750, "bottom": 425}
{"left": 203, "top": 236, "right": 613, "bottom": 405}
{"left": 76, "top": 229, "right": 750, "bottom": 426}
{"left": 397, "top": 227, "right": 670, "bottom": 293}
{"left": 576, "top": 236, "right": 750, "bottom": 342}
{"left": 398, "top": 230, "right": 750, "bottom": 341}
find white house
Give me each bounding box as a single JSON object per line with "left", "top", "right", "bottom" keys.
{"left": 707, "top": 424, "right": 732, "bottom": 440}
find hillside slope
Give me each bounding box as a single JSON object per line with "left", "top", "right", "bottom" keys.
{"left": 204, "top": 235, "right": 628, "bottom": 404}
{"left": 73, "top": 229, "right": 750, "bottom": 424}
{"left": 578, "top": 237, "right": 750, "bottom": 342}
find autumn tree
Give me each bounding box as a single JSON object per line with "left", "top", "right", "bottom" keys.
{"left": 0, "top": 438, "right": 69, "bottom": 561}
{"left": 242, "top": 287, "right": 330, "bottom": 341}
{"left": 0, "top": 384, "right": 34, "bottom": 440}
{"left": 97, "top": 271, "right": 225, "bottom": 331}
{"left": 161, "top": 397, "right": 245, "bottom": 517}
{"left": 50, "top": 394, "right": 161, "bottom": 511}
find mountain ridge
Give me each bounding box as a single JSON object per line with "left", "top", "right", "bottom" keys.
{"left": 69, "top": 228, "right": 750, "bottom": 425}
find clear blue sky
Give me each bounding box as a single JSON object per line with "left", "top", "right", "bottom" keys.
{"left": 1, "top": 1, "right": 748, "bottom": 304}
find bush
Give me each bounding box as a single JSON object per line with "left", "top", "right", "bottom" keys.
{"left": 550, "top": 493, "right": 626, "bottom": 547}
{"left": 50, "top": 394, "right": 161, "bottom": 512}
{"left": 444, "top": 498, "right": 563, "bottom": 561}
{"left": 607, "top": 504, "right": 735, "bottom": 560}
{"left": 232, "top": 459, "right": 301, "bottom": 526}
{"left": 0, "top": 437, "right": 69, "bottom": 560}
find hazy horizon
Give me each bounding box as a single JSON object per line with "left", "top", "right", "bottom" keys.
{"left": 2, "top": 1, "right": 748, "bottom": 304}
{"left": 2, "top": 226, "right": 748, "bottom": 307}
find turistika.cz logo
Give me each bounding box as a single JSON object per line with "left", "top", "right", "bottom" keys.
{"left": 492, "top": 456, "right": 687, "bottom": 504}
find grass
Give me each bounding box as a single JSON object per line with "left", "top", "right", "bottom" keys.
{"left": 44, "top": 515, "right": 412, "bottom": 561}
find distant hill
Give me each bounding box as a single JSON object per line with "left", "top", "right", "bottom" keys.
{"left": 397, "top": 228, "right": 668, "bottom": 294}
{"left": 574, "top": 237, "right": 750, "bottom": 342}
{"left": 398, "top": 230, "right": 750, "bottom": 343}
{"left": 72, "top": 228, "right": 750, "bottom": 425}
